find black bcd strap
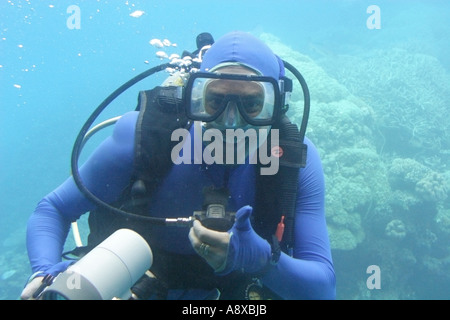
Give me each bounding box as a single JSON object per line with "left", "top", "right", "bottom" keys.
{"left": 130, "top": 86, "right": 191, "bottom": 213}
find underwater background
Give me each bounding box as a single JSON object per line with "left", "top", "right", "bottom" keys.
{"left": 1, "top": 0, "right": 449, "bottom": 300}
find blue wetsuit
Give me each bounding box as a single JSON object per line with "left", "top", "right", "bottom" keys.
{"left": 26, "top": 111, "right": 336, "bottom": 299}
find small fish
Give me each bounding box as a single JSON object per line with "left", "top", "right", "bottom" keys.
{"left": 1, "top": 270, "right": 16, "bottom": 280}
{"left": 129, "top": 10, "right": 145, "bottom": 18}
{"left": 156, "top": 51, "right": 168, "bottom": 59}
{"left": 149, "top": 38, "right": 164, "bottom": 48}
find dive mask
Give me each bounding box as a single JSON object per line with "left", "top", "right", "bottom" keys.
{"left": 185, "top": 72, "right": 282, "bottom": 127}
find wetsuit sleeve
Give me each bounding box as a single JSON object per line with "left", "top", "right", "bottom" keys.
{"left": 26, "top": 111, "right": 137, "bottom": 274}
{"left": 261, "top": 137, "right": 336, "bottom": 299}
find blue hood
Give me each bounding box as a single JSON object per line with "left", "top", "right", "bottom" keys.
{"left": 200, "top": 31, "right": 284, "bottom": 80}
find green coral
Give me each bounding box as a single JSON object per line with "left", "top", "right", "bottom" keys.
{"left": 388, "top": 157, "right": 448, "bottom": 203}
{"left": 415, "top": 172, "right": 448, "bottom": 202}
{"left": 325, "top": 147, "right": 390, "bottom": 211}
{"left": 306, "top": 99, "right": 375, "bottom": 153}
{"left": 389, "top": 158, "right": 431, "bottom": 187}
{"left": 435, "top": 208, "right": 450, "bottom": 235}
{"left": 385, "top": 219, "right": 407, "bottom": 239}
{"left": 390, "top": 190, "right": 421, "bottom": 211}
{"left": 327, "top": 225, "right": 361, "bottom": 251}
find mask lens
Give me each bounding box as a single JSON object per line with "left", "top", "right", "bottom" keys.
{"left": 189, "top": 78, "right": 223, "bottom": 121}
{"left": 239, "top": 82, "right": 274, "bottom": 123}
{"left": 238, "top": 82, "right": 264, "bottom": 118}
{"left": 204, "top": 89, "right": 226, "bottom": 116}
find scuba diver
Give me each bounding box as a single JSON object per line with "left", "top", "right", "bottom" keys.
{"left": 21, "top": 31, "right": 336, "bottom": 300}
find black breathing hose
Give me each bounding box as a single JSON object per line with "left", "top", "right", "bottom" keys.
{"left": 282, "top": 60, "right": 310, "bottom": 143}
{"left": 71, "top": 63, "right": 172, "bottom": 224}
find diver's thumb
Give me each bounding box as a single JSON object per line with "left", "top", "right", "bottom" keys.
{"left": 233, "top": 205, "right": 253, "bottom": 231}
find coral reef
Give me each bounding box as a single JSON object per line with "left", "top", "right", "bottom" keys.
{"left": 389, "top": 157, "right": 431, "bottom": 187}
{"left": 319, "top": 48, "right": 450, "bottom": 161}
{"left": 385, "top": 219, "right": 406, "bottom": 239}
{"left": 435, "top": 208, "right": 450, "bottom": 235}
{"left": 388, "top": 157, "right": 448, "bottom": 204}
{"left": 415, "top": 172, "right": 448, "bottom": 202}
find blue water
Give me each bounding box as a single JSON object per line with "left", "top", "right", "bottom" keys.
{"left": 1, "top": 0, "right": 449, "bottom": 300}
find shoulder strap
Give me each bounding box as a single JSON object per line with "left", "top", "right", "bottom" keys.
{"left": 253, "top": 115, "right": 306, "bottom": 253}
{"left": 130, "top": 86, "right": 191, "bottom": 214}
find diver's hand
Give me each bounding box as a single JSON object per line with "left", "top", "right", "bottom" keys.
{"left": 189, "top": 219, "right": 231, "bottom": 271}
{"left": 20, "top": 276, "right": 45, "bottom": 300}
{"left": 20, "top": 260, "right": 74, "bottom": 300}
{"left": 189, "top": 205, "right": 271, "bottom": 275}
{"left": 223, "top": 205, "right": 271, "bottom": 275}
